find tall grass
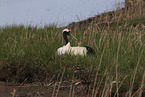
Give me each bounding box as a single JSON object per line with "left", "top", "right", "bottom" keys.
{"left": 1, "top": 1, "right": 145, "bottom": 96}
{"left": 0, "top": 23, "right": 145, "bottom": 96}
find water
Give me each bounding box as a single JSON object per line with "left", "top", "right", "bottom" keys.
{"left": 0, "top": 0, "right": 125, "bottom": 28}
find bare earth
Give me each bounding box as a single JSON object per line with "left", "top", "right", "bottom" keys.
{"left": 0, "top": 81, "right": 88, "bottom": 97}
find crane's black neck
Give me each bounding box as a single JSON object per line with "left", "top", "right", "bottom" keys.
{"left": 62, "top": 32, "right": 69, "bottom": 44}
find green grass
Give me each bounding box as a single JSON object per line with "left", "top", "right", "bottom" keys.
{"left": 1, "top": 2, "right": 145, "bottom": 96}
{"left": 0, "top": 24, "right": 145, "bottom": 96}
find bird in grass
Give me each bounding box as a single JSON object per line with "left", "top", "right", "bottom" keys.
{"left": 56, "top": 29, "right": 95, "bottom": 56}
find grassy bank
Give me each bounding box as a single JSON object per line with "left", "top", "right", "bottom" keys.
{"left": 0, "top": 24, "right": 145, "bottom": 96}
{"left": 1, "top": 2, "right": 145, "bottom": 97}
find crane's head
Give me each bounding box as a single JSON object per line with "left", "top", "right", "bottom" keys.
{"left": 62, "top": 29, "right": 78, "bottom": 43}
{"left": 62, "top": 29, "right": 82, "bottom": 46}
{"left": 62, "top": 29, "right": 70, "bottom": 35}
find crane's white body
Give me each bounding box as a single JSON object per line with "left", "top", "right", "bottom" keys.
{"left": 56, "top": 42, "right": 87, "bottom": 56}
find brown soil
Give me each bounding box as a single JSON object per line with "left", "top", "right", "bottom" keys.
{"left": 0, "top": 81, "right": 88, "bottom": 97}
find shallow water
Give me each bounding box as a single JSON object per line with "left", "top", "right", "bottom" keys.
{"left": 0, "top": 0, "right": 124, "bottom": 27}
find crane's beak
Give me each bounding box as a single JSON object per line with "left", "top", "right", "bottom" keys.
{"left": 69, "top": 33, "right": 78, "bottom": 40}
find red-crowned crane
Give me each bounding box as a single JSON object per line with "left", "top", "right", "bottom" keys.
{"left": 56, "top": 29, "right": 95, "bottom": 56}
